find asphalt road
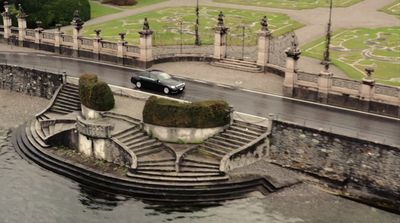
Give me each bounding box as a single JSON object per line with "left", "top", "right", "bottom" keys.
{"left": 0, "top": 52, "right": 399, "bottom": 145}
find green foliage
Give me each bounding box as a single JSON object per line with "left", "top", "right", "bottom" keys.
{"left": 0, "top": 0, "right": 91, "bottom": 28}
{"left": 143, "top": 96, "right": 231, "bottom": 128}
{"left": 101, "top": 0, "right": 137, "bottom": 6}
{"left": 79, "top": 74, "right": 115, "bottom": 111}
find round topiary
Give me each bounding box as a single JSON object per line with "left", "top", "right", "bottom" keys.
{"left": 143, "top": 96, "right": 232, "bottom": 128}
{"left": 78, "top": 74, "right": 114, "bottom": 111}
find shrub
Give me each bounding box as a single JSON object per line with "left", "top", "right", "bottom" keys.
{"left": 143, "top": 96, "right": 232, "bottom": 128}
{"left": 101, "top": 0, "right": 137, "bottom": 6}
{"left": 79, "top": 74, "right": 114, "bottom": 111}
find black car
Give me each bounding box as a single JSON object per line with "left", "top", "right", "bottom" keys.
{"left": 131, "top": 69, "right": 185, "bottom": 94}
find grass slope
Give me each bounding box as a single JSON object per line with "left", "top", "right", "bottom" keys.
{"left": 90, "top": 1, "right": 121, "bottom": 18}
{"left": 212, "top": 0, "right": 363, "bottom": 9}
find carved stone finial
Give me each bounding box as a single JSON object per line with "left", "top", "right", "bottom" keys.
{"left": 119, "top": 32, "right": 126, "bottom": 41}
{"left": 56, "top": 24, "right": 62, "bottom": 32}
{"left": 365, "top": 67, "right": 374, "bottom": 79}
{"left": 71, "top": 10, "right": 84, "bottom": 30}
{"left": 143, "top": 17, "right": 150, "bottom": 31}
{"left": 94, "top": 29, "right": 101, "bottom": 37}
{"left": 261, "top": 16, "right": 268, "bottom": 31}
{"left": 217, "top": 11, "right": 224, "bottom": 26}
{"left": 17, "top": 4, "right": 27, "bottom": 18}
{"left": 285, "top": 33, "right": 301, "bottom": 60}
{"left": 36, "top": 21, "right": 42, "bottom": 28}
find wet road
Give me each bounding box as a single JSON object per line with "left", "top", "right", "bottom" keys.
{"left": 0, "top": 52, "right": 399, "bottom": 145}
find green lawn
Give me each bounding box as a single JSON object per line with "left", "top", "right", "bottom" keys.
{"left": 118, "top": 0, "right": 167, "bottom": 9}
{"left": 302, "top": 27, "right": 400, "bottom": 86}
{"left": 213, "top": 0, "right": 363, "bottom": 9}
{"left": 379, "top": 0, "right": 400, "bottom": 18}
{"left": 80, "top": 6, "right": 303, "bottom": 45}
{"left": 90, "top": 1, "right": 122, "bottom": 19}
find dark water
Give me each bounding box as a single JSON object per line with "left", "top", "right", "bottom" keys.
{"left": 0, "top": 129, "right": 399, "bottom": 223}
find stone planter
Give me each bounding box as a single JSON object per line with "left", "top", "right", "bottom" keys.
{"left": 81, "top": 104, "right": 102, "bottom": 120}
{"left": 143, "top": 123, "right": 227, "bottom": 143}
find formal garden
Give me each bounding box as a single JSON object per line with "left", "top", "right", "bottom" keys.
{"left": 80, "top": 6, "right": 303, "bottom": 45}
{"left": 212, "top": 0, "right": 363, "bottom": 9}
{"left": 379, "top": 0, "right": 400, "bottom": 18}
{"left": 302, "top": 27, "right": 400, "bottom": 86}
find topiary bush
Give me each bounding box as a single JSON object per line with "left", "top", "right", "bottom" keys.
{"left": 79, "top": 74, "right": 114, "bottom": 111}
{"left": 143, "top": 96, "right": 232, "bottom": 128}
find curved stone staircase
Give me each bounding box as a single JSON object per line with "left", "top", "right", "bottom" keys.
{"left": 13, "top": 82, "right": 278, "bottom": 202}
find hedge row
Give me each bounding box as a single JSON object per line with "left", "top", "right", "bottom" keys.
{"left": 79, "top": 74, "right": 115, "bottom": 111}
{"left": 143, "top": 96, "right": 232, "bottom": 128}
{"left": 1, "top": 0, "right": 90, "bottom": 29}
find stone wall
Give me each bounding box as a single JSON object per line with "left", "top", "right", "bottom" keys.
{"left": 0, "top": 64, "right": 63, "bottom": 98}
{"left": 268, "top": 120, "right": 400, "bottom": 210}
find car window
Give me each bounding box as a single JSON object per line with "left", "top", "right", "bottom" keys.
{"left": 149, "top": 73, "right": 158, "bottom": 80}
{"left": 157, "top": 72, "right": 171, "bottom": 80}
{"left": 137, "top": 71, "right": 148, "bottom": 78}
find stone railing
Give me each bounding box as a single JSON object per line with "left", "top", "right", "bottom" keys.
{"left": 331, "top": 77, "right": 361, "bottom": 95}
{"left": 42, "top": 31, "right": 55, "bottom": 40}
{"left": 25, "top": 29, "right": 35, "bottom": 38}
{"left": 76, "top": 116, "right": 113, "bottom": 139}
{"left": 297, "top": 71, "right": 318, "bottom": 84}
{"left": 62, "top": 34, "right": 73, "bottom": 43}
{"left": 153, "top": 45, "right": 213, "bottom": 59}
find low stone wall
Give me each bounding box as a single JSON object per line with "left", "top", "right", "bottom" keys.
{"left": 268, "top": 120, "right": 400, "bottom": 210}
{"left": 143, "top": 123, "right": 226, "bottom": 143}
{"left": 0, "top": 64, "right": 63, "bottom": 98}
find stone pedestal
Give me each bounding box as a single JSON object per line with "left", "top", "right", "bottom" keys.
{"left": 283, "top": 49, "right": 301, "bottom": 97}
{"left": 54, "top": 31, "right": 62, "bottom": 53}
{"left": 317, "top": 70, "right": 333, "bottom": 103}
{"left": 34, "top": 28, "right": 43, "bottom": 49}
{"left": 256, "top": 31, "right": 271, "bottom": 68}
{"left": 93, "top": 37, "right": 102, "bottom": 60}
{"left": 2, "top": 8, "right": 12, "bottom": 40}
{"left": 213, "top": 27, "right": 228, "bottom": 60}
{"left": 117, "top": 40, "right": 127, "bottom": 64}
{"left": 72, "top": 28, "right": 81, "bottom": 56}
{"left": 17, "top": 17, "right": 27, "bottom": 45}
{"left": 138, "top": 30, "right": 153, "bottom": 68}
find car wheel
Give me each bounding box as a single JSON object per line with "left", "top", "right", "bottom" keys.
{"left": 136, "top": 81, "right": 142, "bottom": 89}
{"left": 163, "top": 87, "right": 170, "bottom": 94}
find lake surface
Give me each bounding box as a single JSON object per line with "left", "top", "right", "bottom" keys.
{"left": 0, "top": 128, "right": 399, "bottom": 223}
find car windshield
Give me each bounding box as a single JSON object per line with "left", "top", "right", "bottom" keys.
{"left": 156, "top": 72, "right": 171, "bottom": 80}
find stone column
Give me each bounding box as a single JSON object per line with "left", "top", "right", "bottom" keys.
{"left": 213, "top": 11, "right": 229, "bottom": 60}
{"left": 257, "top": 16, "right": 271, "bottom": 69}
{"left": 2, "top": 2, "right": 12, "bottom": 40}
{"left": 360, "top": 67, "right": 375, "bottom": 110}
{"left": 71, "top": 10, "right": 84, "bottom": 56}
{"left": 54, "top": 24, "right": 63, "bottom": 54}
{"left": 117, "top": 32, "right": 127, "bottom": 64}
{"left": 283, "top": 35, "right": 301, "bottom": 97}
{"left": 138, "top": 18, "right": 153, "bottom": 68}
{"left": 16, "top": 4, "right": 27, "bottom": 46}
{"left": 93, "top": 29, "right": 102, "bottom": 60}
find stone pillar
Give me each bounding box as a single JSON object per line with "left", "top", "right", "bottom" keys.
{"left": 213, "top": 11, "right": 229, "bottom": 60}
{"left": 17, "top": 4, "right": 27, "bottom": 46}
{"left": 283, "top": 35, "right": 301, "bottom": 97}
{"left": 360, "top": 68, "right": 375, "bottom": 110}
{"left": 71, "top": 10, "right": 84, "bottom": 56}
{"left": 34, "top": 21, "right": 43, "bottom": 49}
{"left": 2, "top": 2, "right": 12, "bottom": 40}
{"left": 93, "top": 29, "right": 102, "bottom": 60}
{"left": 117, "top": 32, "right": 127, "bottom": 64}
{"left": 257, "top": 16, "right": 271, "bottom": 69}
{"left": 54, "top": 24, "right": 62, "bottom": 54}
{"left": 138, "top": 18, "right": 153, "bottom": 68}
{"left": 317, "top": 64, "right": 333, "bottom": 103}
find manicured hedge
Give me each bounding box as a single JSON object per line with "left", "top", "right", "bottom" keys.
{"left": 143, "top": 96, "right": 232, "bottom": 128}
{"left": 79, "top": 74, "right": 115, "bottom": 111}
{"left": 0, "top": 0, "right": 91, "bottom": 28}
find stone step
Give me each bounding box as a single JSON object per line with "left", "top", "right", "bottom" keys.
{"left": 112, "top": 126, "right": 140, "bottom": 138}
{"left": 180, "top": 161, "right": 220, "bottom": 170}
{"left": 135, "top": 146, "right": 163, "bottom": 157}
{"left": 135, "top": 166, "right": 176, "bottom": 172}
{"left": 179, "top": 166, "right": 221, "bottom": 173}
{"left": 125, "top": 136, "right": 153, "bottom": 148}
{"left": 138, "top": 158, "right": 176, "bottom": 165}
{"left": 224, "top": 129, "right": 258, "bottom": 139}
{"left": 101, "top": 112, "right": 141, "bottom": 125}
{"left": 223, "top": 58, "right": 258, "bottom": 65}
{"left": 213, "top": 135, "right": 247, "bottom": 146}
{"left": 126, "top": 172, "right": 228, "bottom": 183}
{"left": 30, "top": 121, "right": 50, "bottom": 148}
{"left": 198, "top": 147, "right": 225, "bottom": 158}
{"left": 228, "top": 125, "right": 261, "bottom": 137}
{"left": 55, "top": 97, "right": 80, "bottom": 108}
{"left": 50, "top": 107, "right": 69, "bottom": 115}
{"left": 204, "top": 141, "right": 235, "bottom": 152}
{"left": 65, "top": 83, "right": 79, "bottom": 90}
{"left": 51, "top": 105, "right": 73, "bottom": 114}
{"left": 212, "top": 62, "right": 262, "bottom": 73}
{"left": 42, "top": 126, "right": 50, "bottom": 137}
{"left": 138, "top": 160, "right": 175, "bottom": 167}
{"left": 53, "top": 101, "right": 79, "bottom": 111}
{"left": 133, "top": 170, "right": 223, "bottom": 178}
{"left": 207, "top": 138, "right": 242, "bottom": 149}
{"left": 57, "top": 94, "right": 80, "bottom": 104}
{"left": 181, "top": 158, "right": 220, "bottom": 167}
{"left": 220, "top": 132, "right": 252, "bottom": 143}
{"left": 49, "top": 124, "right": 55, "bottom": 136}
{"left": 232, "top": 120, "right": 267, "bottom": 133}
{"left": 220, "top": 59, "right": 259, "bottom": 68}
{"left": 119, "top": 131, "right": 144, "bottom": 143}
{"left": 58, "top": 91, "right": 80, "bottom": 100}
{"left": 132, "top": 142, "right": 162, "bottom": 153}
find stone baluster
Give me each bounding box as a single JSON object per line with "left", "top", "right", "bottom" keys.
{"left": 54, "top": 24, "right": 63, "bottom": 53}
{"left": 213, "top": 11, "right": 229, "bottom": 60}
{"left": 283, "top": 34, "right": 301, "bottom": 97}
{"left": 317, "top": 61, "right": 333, "bottom": 103}
{"left": 256, "top": 16, "right": 271, "bottom": 70}
{"left": 138, "top": 18, "right": 153, "bottom": 68}
{"left": 117, "top": 32, "right": 127, "bottom": 64}
{"left": 2, "top": 1, "right": 12, "bottom": 40}
{"left": 17, "top": 4, "right": 27, "bottom": 46}
{"left": 71, "top": 10, "right": 84, "bottom": 56}
{"left": 93, "top": 29, "right": 102, "bottom": 59}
